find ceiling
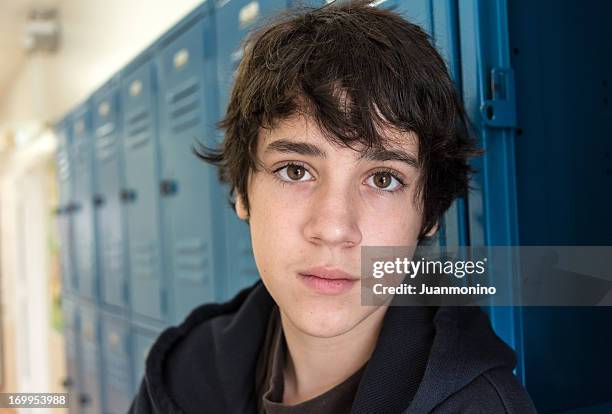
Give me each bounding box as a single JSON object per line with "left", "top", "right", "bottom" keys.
{"left": 0, "top": 0, "right": 60, "bottom": 104}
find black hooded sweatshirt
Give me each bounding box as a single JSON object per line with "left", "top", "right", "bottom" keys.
{"left": 128, "top": 281, "right": 537, "bottom": 413}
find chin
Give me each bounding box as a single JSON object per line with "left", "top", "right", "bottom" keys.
{"left": 285, "top": 300, "right": 364, "bottom": 338}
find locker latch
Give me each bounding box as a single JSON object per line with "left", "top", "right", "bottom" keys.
{"left": 480, "top": 68, "right": 517, "bottom": 128}
{"left": 160, "top": 179, "right": 178, "bottom": 196}
{"left": 68, "top": 202, "right": 81, "bottom": 213}
{"left": 120, "top": 189, "right": 137, "bottom": 203}
{"left": 93, "top": 194, "right": 105, "bottom": 208}
{"left": 79, "top": 393, "right": 90, "bottom": 406}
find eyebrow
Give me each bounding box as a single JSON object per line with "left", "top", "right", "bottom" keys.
{"left": 360, "top": 147, "right": 419, "bottom": 168}
{"left": 265, "top": 139, "right": 326, "bottom": 158}
{"left": 265, "top": 138, "right": 418, "bottom": 169}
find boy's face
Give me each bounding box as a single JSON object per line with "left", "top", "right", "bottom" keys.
{"left": 237, "top": 114, "right": 431, "bottom": 338}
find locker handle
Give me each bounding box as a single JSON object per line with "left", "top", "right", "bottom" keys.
{"left": 120, "top": 189, "right": 137, "bottom": 203}
{"left": 79, "top": 393, "right": 90, "bottom": 406}
{"left": 160, "top": 180, "right": 178, "bottom": 197}
{"left": 68, "top": 202, "right": 81, "bottom": 213}
{"left": 62, "top": 377, "right": 73, "bottom": 388}
{"left": 93, "top": 194, "right": 105, "bottom": 207}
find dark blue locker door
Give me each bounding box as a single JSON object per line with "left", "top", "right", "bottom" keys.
{"left": 457, "top": 0, "right": 524, "bottom": 379}
{"left": 131, "top": 328, "right": 157, "bottom": 393}
{"left": 62, "top": 297, "right": 81, "bottom": 414}
{"left": 214, "top": 0, "right": 287, "bottom": 300}
{"left": 157, "top": 10, "right": 221, "bottom": 323}
{"left": 56, "top": 120, "right": 78, "bottom": 294}
{"left": 79, "top": 306, "right": 103, "bottom": 413}
{"left": 507, "top": 1, "right": 612, "bottom": 412}
{"left": 93, "top": 78, "right": 127, "bottom": 310}
{"left": 71, "top": 105, "right": 99, "bottom": 302}
{"left": 101, "top": 314, "right": 133, "bottom": 414}
{"left": 121, "top": 55, "right": 166, "bottom": 322}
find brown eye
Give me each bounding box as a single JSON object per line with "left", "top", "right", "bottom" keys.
{"left": 365, "top": 170, "right": 404, "bottom": 192}
{"left": 373, "top": 172, "right": 392, "bottom": 188}
{"left": 287, "top": 165, "right": 305, "bottom": 180}
{"left": 276, "top": 163, "right": 313, "bottom": 182}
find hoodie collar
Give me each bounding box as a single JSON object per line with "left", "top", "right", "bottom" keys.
{"left": 143, "top": 280, "right": 516, "bottom": 413}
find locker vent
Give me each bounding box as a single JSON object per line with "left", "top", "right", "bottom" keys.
{"left": 130, "top": 241, "right": 158, "bottom": 279}
{"left": 57, "top": 149, "right": 71, "bottom": 181}
{"left": 126, "top": 109, "right": 151, "bottom": 149}
{"left": 175, "top": 237, "right": 210, "bottom": 283}
{"left": 103, "top": 240, "right": 124, "bottom": 277}
{"left": 167, "top": 78, "right": 201, "bottom": 135}
{"left": 95, "top": 122, "right": 116, "bottom": 162}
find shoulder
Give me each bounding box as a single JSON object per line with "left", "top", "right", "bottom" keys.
{"left": 128, "top": 281, "right": 275, "bottom": 413}
{"left": 432, "top": 367, "right": 537, "bottom": 414}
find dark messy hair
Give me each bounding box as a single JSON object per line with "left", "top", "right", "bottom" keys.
{"left": 197, "top": 0, "right": 481, "bottom": 240}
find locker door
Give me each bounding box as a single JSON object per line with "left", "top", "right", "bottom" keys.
{"left": 377, "top": 0, "right": 523, "bottom": 372}
{"left": 131, "top": 327, "right": 158, "bottom": 392}
{"left": 121, "top": 54, "right": 166, "bottom": 322}
{"left": 56, "top": 120, "right": 78, "bottom": 294}
{"left": 79, "top": 306, "right": 103, "bottom": 414}
{"left": 214, "top": 0, "right": 287, "bottom": 300}
{"left": 157, "top": 10, "right": 221, "bottom": 323}
{"left": 457, "top": 0, "right": 524, "bottom": 379}
{"left": 101, "top": 314, "right": 133, "bottom": 414}
{"left": 62, "top": 297, "right": 81, "bottom": 414}
{"left": 71, "top": 104, "right": 99, "bottom": 302}
{"left": 507, "top": 1, "right": 612, "bottom": 412}
{"left": 93, "top": 78, "right": 127, "bottom": 310}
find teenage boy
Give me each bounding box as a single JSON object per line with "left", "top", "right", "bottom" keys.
{"left": 129, "top": 1, "right": 536, "bottom": 412}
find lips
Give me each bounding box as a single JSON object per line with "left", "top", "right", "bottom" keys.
{"left": 299, "top": 266, "right": 359, "bottom": 281}
{"left": 298, "top": 266, "right": 359, "bottom": 295}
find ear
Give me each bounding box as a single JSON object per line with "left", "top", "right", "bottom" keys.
{"left": 235, "top": 192, "right": 249, "bottom": 221}
{"left": 424, "top": 221, "right": 439, "bottom": 238}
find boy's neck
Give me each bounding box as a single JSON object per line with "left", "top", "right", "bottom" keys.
{"left": 278, "top": 304, "right": 389, "bottom": 405}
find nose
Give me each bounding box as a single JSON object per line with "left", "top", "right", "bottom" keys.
{"left": 303, "top": 181, "right": 362, "bottom": 249}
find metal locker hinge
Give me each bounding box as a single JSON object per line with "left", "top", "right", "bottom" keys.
{"left": 480, "top": 68, "right": 517, "bottom": 128}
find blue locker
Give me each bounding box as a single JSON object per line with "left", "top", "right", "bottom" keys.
{"left": 92, "top": 76, "right": 128, "bottom": 311}
{"left": 79, "top": 305, "right": 103, "bottom": 413}
{"left": 214, "top": 0, "right": 287, "bottom": 301}
{"left": 507, "top": 1, "right": 612, "bottom": 412}
{"left": 121, "top": 52, "right": 167, "bottom": 322}
{"left": 61, "top": 297, "right": 81, "bottom": 414}
{"left": 373, "top": 0, "right": 525, "bottom": 376}
{"left": 156, "top": 6, "right": 225, "bottom": 323}
{"left": 131, "top": 326, "right": 159, "bottom": 393}
{"left": 70, "top": 103, "right": 99, "bottom": 302}
{"left": 101, "top": 313, "right": 133, "bottom": 414}
{"left": 56, "top": 118, "right": 78, "bottom": 294}
{"left": 456, "top": 0, "right": 525, "bottom": 380}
